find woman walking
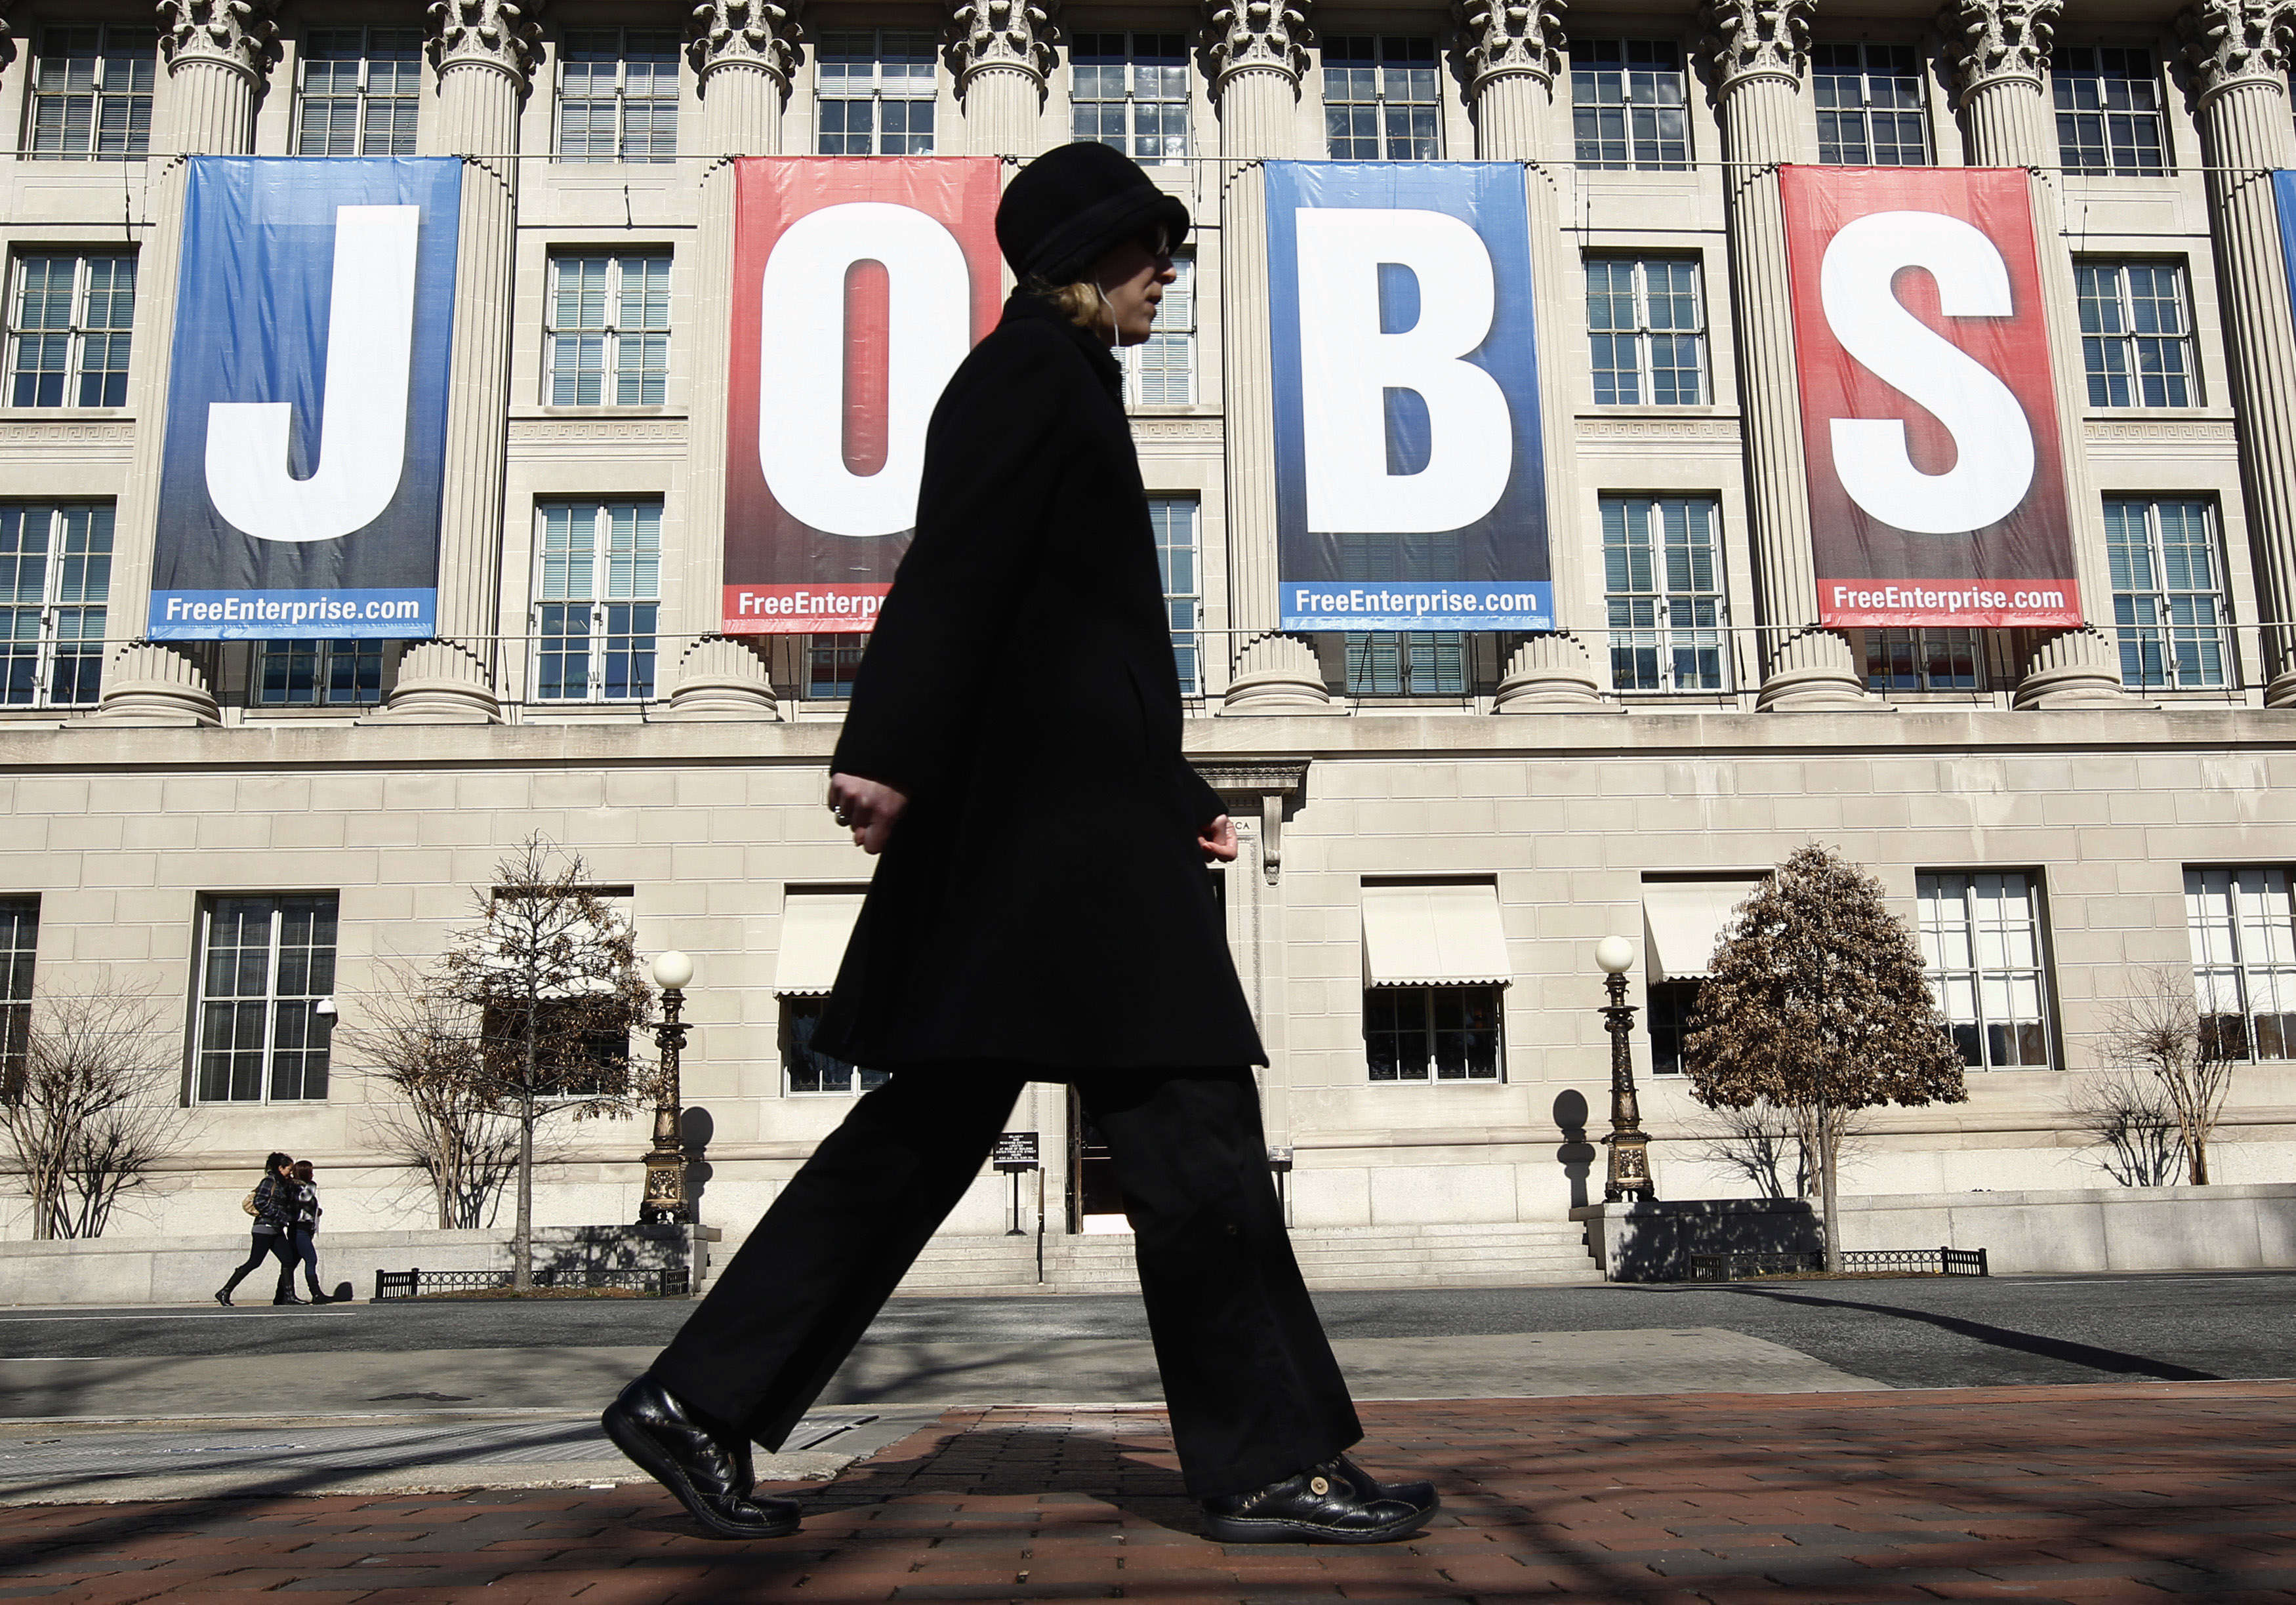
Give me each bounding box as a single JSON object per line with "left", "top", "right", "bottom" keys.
{"left": 216, "top": 1152, "right": 302, "bottom": 1307}
{"left": 605, "top": 142, "right": 1437, "bottom": 1546}
{"left": 288, "top": 1160, "right": 329, "bottom": 1305}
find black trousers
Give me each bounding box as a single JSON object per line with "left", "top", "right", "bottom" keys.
{"left": 220, "top": 1229, "right": 296, "bottom": 1299}
{"left": 290, "top": 1227, "right": 324, "bottom": 1295}
{"left": 651, "top": 1067, "right": 1361, "bottom": 1497}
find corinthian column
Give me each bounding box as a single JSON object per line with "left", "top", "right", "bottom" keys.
{"left": 953, "top": 0, "right": 1056, "bottom": 156}
{"left": 1458, "top": 0, "right": 1605, "bottom": 710}
{"left": 1703, "top": 0, "right": 1868, "bottom": 709}
{"left": 1941, "top": 0, "right": 2127, "bottom": 707}
{"left": 377, "top": 0, "right": 541, "bottom": 721}
{"left": 662, "top": 0, "right": 802, "bottom": 720}
{"left": 92, "top": 1, "right": 279, "bottom": 725}
{"left": 1212, "top": 0, "right": 1333, "bottom": 712}
{"left": 2181, "top": 0, "right": 2296, "bottom": 704}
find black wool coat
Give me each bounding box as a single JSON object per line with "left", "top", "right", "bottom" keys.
{"left": 812, "top": 291, "right": 1266, "bottom": 1073}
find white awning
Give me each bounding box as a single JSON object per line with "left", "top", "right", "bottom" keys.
{"left": 1642, "top": 879, "right": 1763, "bottom": 982}
{"left": 1361, "top": 884, "right": 1512, "bottom": 988}
{"left": 773, "top": 893, "right": 866, "bottom": 997}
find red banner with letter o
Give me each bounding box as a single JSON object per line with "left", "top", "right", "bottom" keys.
{"left": 1782, "top": 167, "right": 2080, "bottom": 630}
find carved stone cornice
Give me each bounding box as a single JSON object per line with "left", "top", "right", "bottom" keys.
{"left": 1206, "top": 0, "right": 1312, "bottom": 88}
{"left": 158, "top": 0, "right": 281, "bottom": 84}
{"left": 688, "top": 0, "right": 803, "bottom": 89}
{"left": 950, "top": 0, "right": 1057, "bottom": 85}
{"left": 1700, "top": 0, "right": 1813, "bottom": 92}
{"left": 426, "top": 0, "right": 545, "bottom": 89}
{"left": 2179, "top": 0, "right": 2296, "bottom": 101}
{"left": 1197, "top": 758, "right": 1309, "bottom": 884}
{"left": 1454, "top": 0, "right": 1567, "bottom": 93}
{"left": 1942, "top": 0, "right": 2059, "bottom": 94}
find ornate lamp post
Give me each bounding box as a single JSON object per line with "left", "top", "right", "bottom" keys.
{"left": 1595, "top": 936, "right": 1656, "bottom": 1203}
{"left": 638, "top": 949, "right": 693, "bottom": 1225}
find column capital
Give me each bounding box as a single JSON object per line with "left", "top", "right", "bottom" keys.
{"left": 950, "top": 0, "right": 1058, "bottom": 89}
{"left": 689, "top": 0, "right": 804, "bottom": 92}
{"left": 2179, "top": 0, "right": 2296, "bottom": 102}
{"left": 426, "top": 0, "right": 545, "bottom": 91}
{"left": 158, "top": 0, "right": 281, "bottom": 87}
{"left": 1942, "top": 0, "right": 2059, "bottom": 96}
{"left": 1206, "top": 0, "right": 1313, "bottom": 94}
{"left": 1454, "top": 0, "right": 1567, "bottom": 96}
{"left": 1700, "top": 0, "right": 1813, "bottom": 93}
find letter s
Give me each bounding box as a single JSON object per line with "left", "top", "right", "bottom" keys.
{"left": 1821, "top": 210, "right": 2036, "bottom": 535}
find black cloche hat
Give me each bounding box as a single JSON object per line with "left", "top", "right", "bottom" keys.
{"left": 995, "top": 142, "right": 1191, "bottom": 285}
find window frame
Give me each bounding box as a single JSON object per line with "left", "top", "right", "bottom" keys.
{"left": 1149, "top": 495, "right": 1202, "bottom": 697}
{"left": 543, "top": 251, "right": 673, "bottom": 409}
{"left": 1811, "top": 41, "right": 1933, "bottom": 166}
{"left": 1069, "top": 31, "right": 1191, "bottom": 163}
{"left": 1862, "top": 627, "right": 1986, "bottom": 692}
{"left": 27, "top": 26, "right": 157, "bottom": 161}
{"left": 1647, "top": 977, "right": 1699, "bottom": 1077}
{"left": 805, "top": 632, "right": 868, "bottom": 700}
{"left": 0, "top": 897, "right": 36, "bottom": 1101}
{"left": 192, "top": 893, "right": 339, "bottom": 1105}
{"left": 6, "top": 250, "right": 136, "bottom": 409}
{"left": 295, "top": 25, "right": 423, "bottom": 157}
{"left": 2104, "top": 497, "right": 2232, "bottom": 691}
{"left": 1584, "top": 254, "right": 1708, "bottom": 407}
{"left": 1363, "top": 984, "right": 1507, "bottom": 1084}
{"left": 1601, "top": 493, "right": 1731, "bottom": 694}
{"left": 2185, "top": 866, "right": 2296, "bottom": 1063}
{"left": 814, "top": 28, "right": 939, "bottom": 156}
{"left": 1917, "top": 870, "right": 2055, "bottom": 1072}
{"left": 782, "top": 995, "right": 888, "bottom": 1095}
{"left": 530, "top": 498, "right": 663, "bottom": 704}
{"left": 2076, "top": 259, "right": 2198, "bottom": 409}
{"left": 0, "top": 502, "right": 112, "bottom": 710}
{"left": 1120, "top": 251, "right": 1195, "bottom": 407}
{"left": 556, "top": 28, "right": 682, "bottom": 163}
{"left": 1321, "top": 35, "right": 1443, "bottom": 162}
{"left": 252, "top": 638, "right": 388, "bottom": 708}
{"left": 2053, "top": 46, "right": 2169, "bottom": 176}
{"left": 1570, "top": 39, "right": 1690, "bottom": 171}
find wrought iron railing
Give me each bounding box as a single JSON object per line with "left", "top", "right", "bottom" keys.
{"left": 1689, "top": 1246, "right": 1988, "bottom": 1281}
{"left": 373, "top": 1265, "right": 691, "bottom": 1300}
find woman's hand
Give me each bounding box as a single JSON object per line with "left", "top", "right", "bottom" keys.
{"left": 829, "top": 773, "right": 911, "bottom": 855}
{"left": 1199, "top": 814, "right": 1238, "bottom": 863}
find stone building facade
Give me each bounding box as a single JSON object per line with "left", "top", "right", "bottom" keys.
{"left": 2, "top": 0, "right": 2294, "bottom": 1250}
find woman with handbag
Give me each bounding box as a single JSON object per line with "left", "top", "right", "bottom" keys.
{"left": 215, "top": 1152, "right": 302, "bottom": 1307}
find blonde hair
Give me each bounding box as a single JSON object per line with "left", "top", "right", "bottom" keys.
{"left": 1025, "top": 275, "right": 1110, "bottom": 333}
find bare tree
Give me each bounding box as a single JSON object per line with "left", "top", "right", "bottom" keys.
{"left": 0, "top": 981, "right": 184, "bottom": 1240}
{"left": 1685, "top": 844, "right": 1968, "bottom": 1269}
{"left": 2094, "top": 967, "right": 2236, "bottom": 1186}
{"left": 344, "top": 971, "right": 523, "bottom": 1230}
{"left": 2060, "top": 1066, "right": 2186, "bottom": 1188}
{"left": 1684, "top": 1099, "right": 1869, "bottom": 1203}
{"left": 437, "top": 838, "right": 653, "bottom": 1288}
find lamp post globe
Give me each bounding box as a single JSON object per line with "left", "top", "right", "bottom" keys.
{"left": 651, "top": 948, "right": 694, "bottom": 991}
{"left": 1594, "top": 935, "right": 1634, "bottom": 975}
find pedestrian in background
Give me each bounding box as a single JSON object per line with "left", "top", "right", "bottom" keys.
{"left": 215, "top": 1152, "right": 302, "bottom": 1307}
{"left": 289, "top": 1159, "right": 329, "bottom": 1305}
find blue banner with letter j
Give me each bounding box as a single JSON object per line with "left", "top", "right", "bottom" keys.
{"left": 1266, "top": 161, "right": 1551, "bottom": 634}
{"left": 150, "top": 157, "right": 460, "bottom": 640}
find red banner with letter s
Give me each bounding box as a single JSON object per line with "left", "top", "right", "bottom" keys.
{"left": 1782, "top": 167, "right": 2080, "bottom": 630}
{"left": 724, "top": 158, "right": 1004, "bottom": 635}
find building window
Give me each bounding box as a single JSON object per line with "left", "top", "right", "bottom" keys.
{"left": 1647, "top": 978, "right": 1698, "bottom": 1076}
{"left": 1603, "top": 495, "right": 1728, "bottom": 693}
{"left": 1122, "top": 253, "right": 1193, "bottom": 405}
{"left": 1151, "top": 497, "right": 1201, "bottom": 697}
{"left": 1812, "top": 43, "right": 1930, "bottom": 165}
{"left": 2186, "top": 867, "right": 2296, "bottom": 1062}
{"left": 784, "top": 996, "right": 887, "bottom": 1094}
{"left": 2076, "top": 261, "right": 2196, "bottom": 408}
{"left": 2055, "top": 47, "right": 2167, "bottom": 175}
{"left": 195, "top": 895, "right": 337, "bottom": 1103}
{"left": 0, "top": 897, "right": 35, "bottom": 1098}
{"left": 558, "top": 30, "right": 680, "bottom": 161}
{"left": 1343, "top": 634, "right": 1466, "bottom": 696}
{"left": 1917, "top": 871, "right": 2051, "bottom": 1070}
{"left": 2106, "top": 498, "right": 2230, "bottom": 690}
{"left": 7, "top": 252, "right": 136, "bottom": 408}
{"left": 297, "top": 26, "right": 421, "bottom": 155}
{"left": 545, "top": 253, "right": 671, "bottom": 407}
{"left": 1864, "top": 628, "right": 1982, "bottom": 691}
{"left": 254, "top": 640, "right": 386, "bottom": 707}
{"left": 0, "top": 503, "right": 110, "bottom": 709}
{"left": 1572, "top": 41, "right": 1689, "bottom": 171}
{"left": 1364, "top": 986, "right": 1504, "bottom": 1082}
{"left": 817, "top": 30, "right": 937, "bottom": 155}
{"left": 1586, "top": 256, "right": 1706, "bottom": 406}
{"left": 28, "top": 27, "right": 156, "bottom": 160}
{"left": 807, "top": 634, "right": 867, "bottom": 699}
{"left": 1071, "top": 32, "right": 1189, "bottom": 162}
{"left": 533, "top": 499, "right": 661, "bottom": 702}
{"left": 1322, "top": 36, "right": 1441, "bottom": 161}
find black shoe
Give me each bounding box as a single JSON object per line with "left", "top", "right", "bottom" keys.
{"left": 213, "top": 1289, "right": 232, "bottom": 1308}
{"left": 602, "top": 1376, "right": 800, "bottom": 1541}
{"left": 272, "top": 1293, "right": 306, "bottom": 1306}
{"left": 306, "top": 1291, "right": 331, "bottom": 1305}
{"left": 1200, "top": 1455, "right": 1438, "bottom": 1545}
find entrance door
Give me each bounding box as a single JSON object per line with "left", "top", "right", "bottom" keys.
{"left": 1066, "top": 1085, "right": 1130, "bottom": 1233}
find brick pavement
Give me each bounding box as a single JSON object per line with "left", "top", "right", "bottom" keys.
{"left": 0, "top": 1380, "right": 2291, "bottom": 1602}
